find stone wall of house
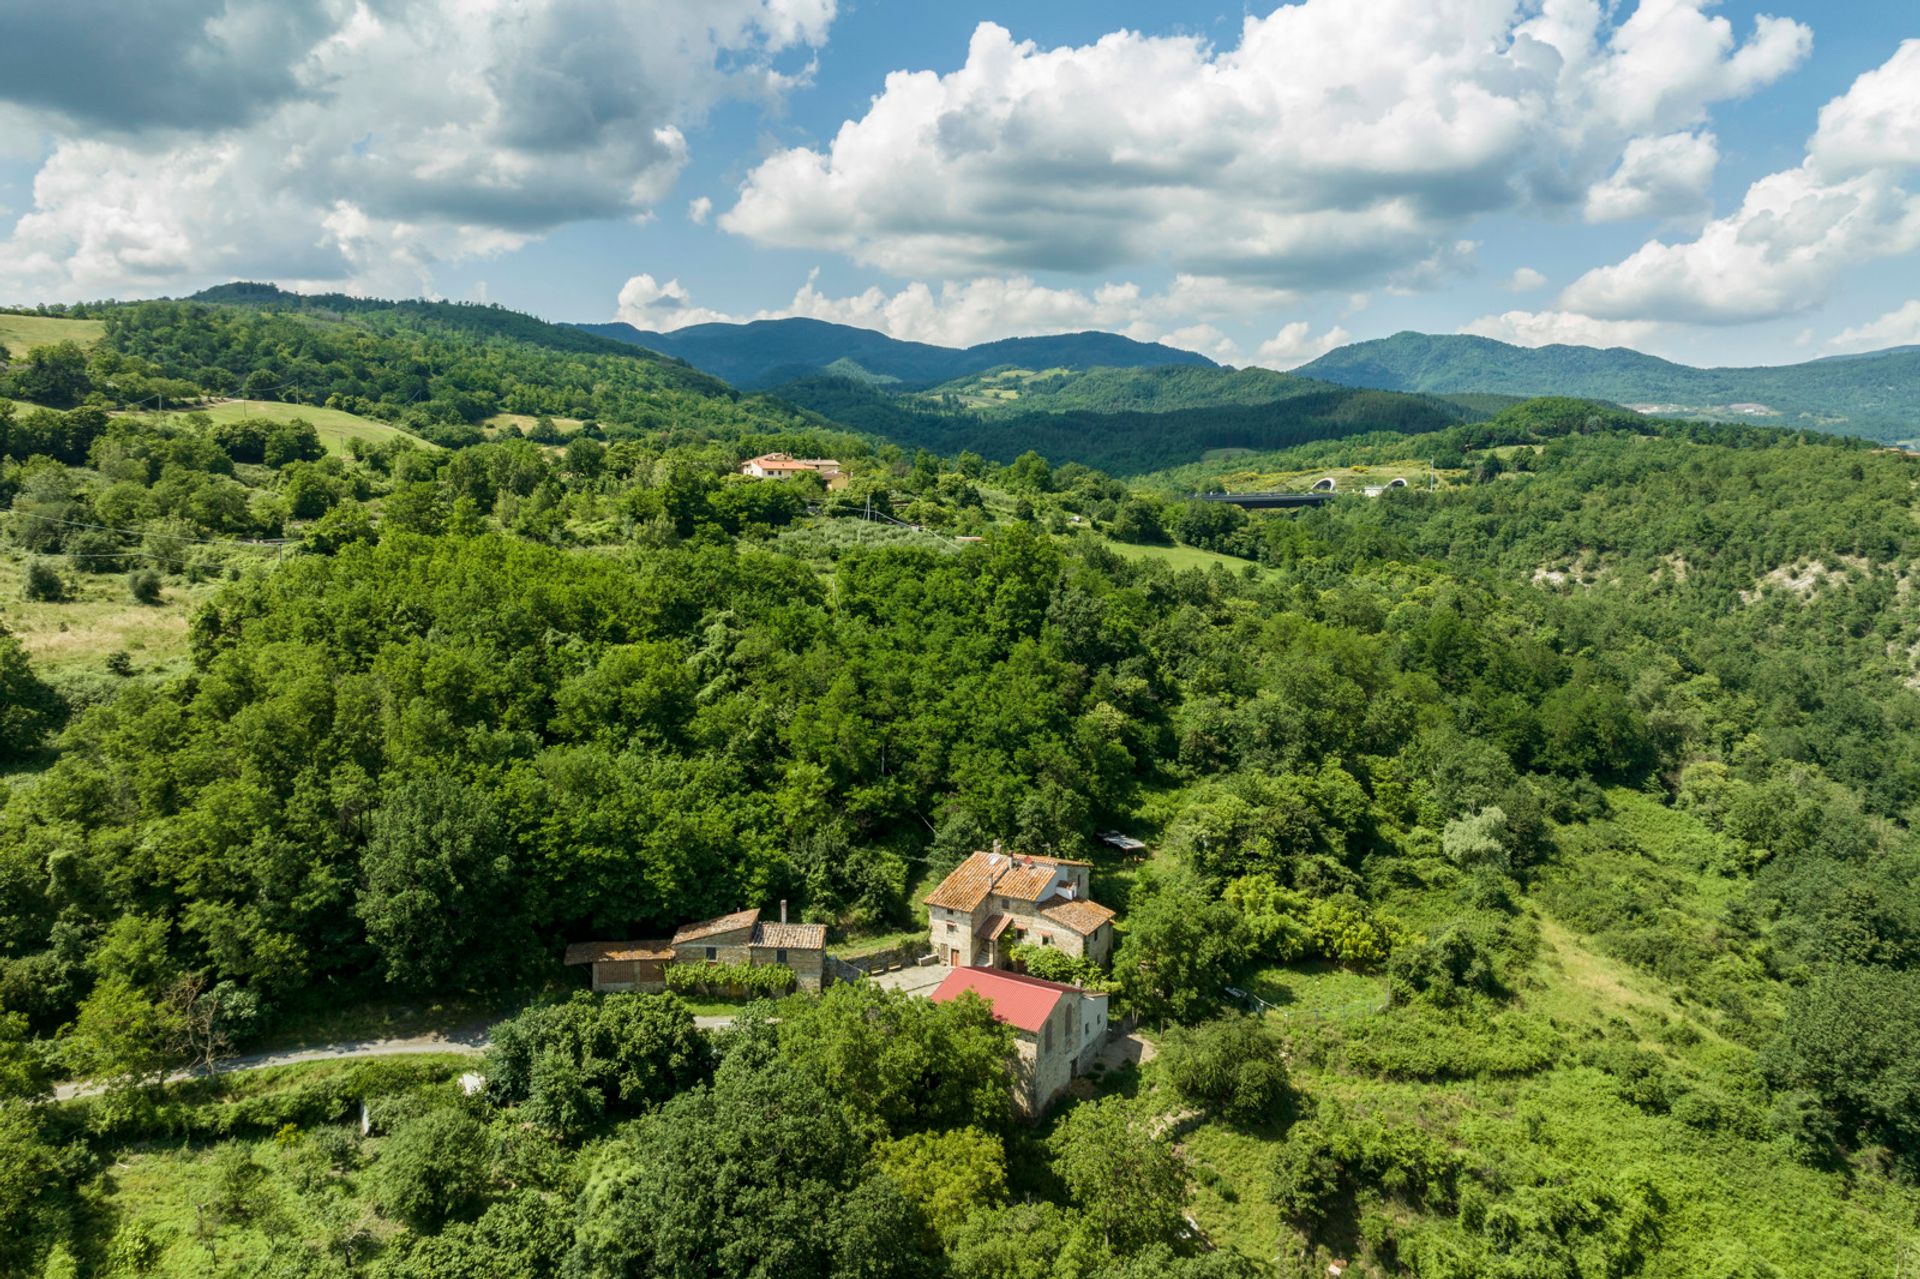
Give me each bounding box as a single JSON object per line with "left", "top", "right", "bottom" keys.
{"left": 671, "top": 924, "right": 755, "bottom": 967}
{"left": 1074, "top": 992, "right": 1110, "bottom": 1073}
{"left": 753, "top": 945, "right": 824, "bottom": 991}
{"left": 1026, "top": 996, "right": 1080, "bottom": 1114}
{"left": 929, "top": 904, "right": 981, "bottom": 966}
{"left": 1084, "top": 923, "right": 1113, "bottom": 967}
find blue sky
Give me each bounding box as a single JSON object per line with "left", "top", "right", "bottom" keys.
{"left": 1, "top": 1, "right": 1917, "bottom": 368}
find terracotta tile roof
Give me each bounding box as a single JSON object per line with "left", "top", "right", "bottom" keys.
{"left": 672, "top": 908, "right": 761, "bottom": 945}
{"left": 994, "top": 861, "right": 1063, "bottom": 901}
{"left": 1040, "top": 898, "right": 1117, "bottom": 935}
{"left": 751, "top": 921, "right": 827, "bottom": 950}
{"left": 564, "top": 941, "right": 673, "bottom": 965}
{"left": 925, "top": 851, "right": 1086, "bottom": 912}
{"left": 925, "top": 852, "right": 997, "bottom": 911}
{"left": 977, "top": 913, "right": 1014, "bottom": 941}
{"left": 931, "top": 967, "right": 1069, "bottom": 1033}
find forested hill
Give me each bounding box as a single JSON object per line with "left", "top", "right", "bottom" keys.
{"left": 7, "top": 341, "right": 1920, "bottom": 1274}
{"left": 185, "top": 282, "right": 651, "bottom": 358}
{"left": 575, "top": 315, "right": 1217, "bottom": 389}
{"left": 776, "top": 369, "right": 1481, "bottom": 474}
{"left": 10, "top": 288, "right": 847, "bottom": 450}
{"left": 910, "top": 363, "right": 1322, "bottom": 415}
{"left": 1297, "top": 330, "right": 1920, "bottom": 441}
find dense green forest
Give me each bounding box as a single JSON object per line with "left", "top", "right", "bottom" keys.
{"left": 907, "top": 365, "right": 1324, "bottom": 416}
{"left": 773, "top": 372, "right": 1475, "bottom": 474}
{"left": 3, "top": 303, "right": 1920, "bottom": 1279}
{"left": 1, "top": 293, "right": 843, "bottom": 451}
{"left": 1296, "top": 330, "right": 1920, "bottom": 442}
{"left": 577, "top": 315, "right": 1215, "bottom": 389}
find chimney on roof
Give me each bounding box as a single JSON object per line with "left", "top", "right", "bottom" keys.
{"left": 991, "top": 839, "right": 1003, "bottom": 856}
{"left": 780, "top": 899, "right": 788, "bottom": 924}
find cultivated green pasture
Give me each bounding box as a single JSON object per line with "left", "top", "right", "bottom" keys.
{"left": 0, "top": 313, "right": 106, "bottom": 357}
{"left": 1106, "top": 539, "right": 1266, "bottom": 575}
{"left": 162, "top": 400, "right": 431, "bottom": 455}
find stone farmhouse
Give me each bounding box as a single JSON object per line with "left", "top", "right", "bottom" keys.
{"left": 930, "top": 966, "right": 1109, "bottom": 1114}
{"left": 739, "top": 451, "right": 848, "bottom": 489}
{"left": 565, "top": 903, "right": 827, "bottom": 993}
{"left": 925, "top": 848, "right": 1117, "bottom": 970}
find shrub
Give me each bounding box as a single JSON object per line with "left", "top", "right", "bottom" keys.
{"left": 663, "top": 960, "right": 796, "bottom": 999}
{"left": 22, "top": 559, "right": 66, "bottom": 602}
{"left": 1306, "top": 894, "right": 1403, "bottom": 967}
{"left": 1007, "top": 942, "right": 1108, "bottom": 989}
{"left": 377, "top": 1106, "right": 491, "bottom": 1230}
{"left": 483, "top": 991, "right": 711, "bottom": 1140}
{"left": 1270, "top": 1122, "right": 1342, "bottom": 1230}
{"left": 127, "top": 568, "right": 163, "bottom": 604}
{"left": 1159, "top": 1015, "right": 1292, "bottom": 1126}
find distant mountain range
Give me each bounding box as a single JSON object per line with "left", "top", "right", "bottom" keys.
{"left": 571, "top": 317, "right": 1216, "bottom": 389}
{"left": 1296, "top": 332, "right": 1920, "bottom": 441}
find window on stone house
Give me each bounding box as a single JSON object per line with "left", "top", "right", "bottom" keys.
{"left": 704, "top": 946, "right": 716, "bottom": 962}
{"left": 1044, "top": 1021, "right": 1052, "bottom": 1051}
{"left": 776, "top": 948, "right": 788, "bottom": 964}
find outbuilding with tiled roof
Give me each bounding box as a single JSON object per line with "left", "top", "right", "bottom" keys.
{"left": 564, "top": 940, "right": 675, "bottom": 992}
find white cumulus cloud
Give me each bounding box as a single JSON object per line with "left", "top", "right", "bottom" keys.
{"left": 0, "top": 0, "right": 837, "bottom": 300}
{"left": 1253, "top": 323, "right": 1353, "bottom": 370}
{"left": 1583, "top": 131, "right": 1719, "bottom": 222}
{"left": 1460, "top": 309, "right": 1666, "bottom": 350}
{"left": 721, "top": 1, "right": 1808, "bottom": 290}
{"left": 611, "top": 268, "right": 1295, "bottom": 353}
{"left": 1507, "top": 267, "right": 1549, "bottom": 292}
{"left": 1557, "top": 40, "right": 1920, "bottom": 327}
{"left": 1827, "top": 299, "right": 1920, "bottom": 354}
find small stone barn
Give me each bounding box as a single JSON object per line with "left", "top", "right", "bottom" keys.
{"left": 568, "top": 903, "right": 827, "bottom": 994}
{"left": 562, "top": 940, "right": 674, "bottom": 993}
{"left": 672, "top": 906, "right": 828, "bottom": 992}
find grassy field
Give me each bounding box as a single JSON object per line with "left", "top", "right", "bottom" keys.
{"left": 0, "top": 313, "right": 106, "bottom": 357}
{"left": 1107, "top": 540, "right": 1266, "bottom": 575}
{"left": 0, "top": 554, "right": 226, "bottom": 677}
{"left": 151, "top": 400, "right": 430, "bottom": 455}
{"left": 482, "top": 412, "right": 585, "bottom": 437}
{"left": 50, "top": 1056, "right": 473, "bottom": 1278}
{"left": 906, "top": 367, "right": 1070, "bottom": 411}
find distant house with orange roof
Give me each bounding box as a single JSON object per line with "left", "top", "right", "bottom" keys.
{"left": 740, "top": 452, "right": 849, "bottom": 490}
{"left": 924, "top": 845, "right": 1117, "bottom": 970}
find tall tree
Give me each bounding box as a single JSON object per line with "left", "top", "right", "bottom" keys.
{"left": 358, "top": 776, "right": 514, "bottom": 992}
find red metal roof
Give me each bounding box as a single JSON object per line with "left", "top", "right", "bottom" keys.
{"left": 930, "top": 966, "right": 1085, "bottom": 1034}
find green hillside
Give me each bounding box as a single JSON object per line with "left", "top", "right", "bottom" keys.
{"left": 578, "top": 315, "right": 1216, "bottom": 388}
{"left": 8, "top": 288, "right": 846, "bottom": 450}
{"left": 6, "top": 301, "right": 1920, "bottom": 1279}
{"left": 1296, "top": 330, "right": 1920, "bottom": 440}
{"left": 912, "top": 363, "right": 1318, "bottom": 415}
{"left": 777, "top": 372, "right": 1479, "bottom": 474}
{"left": 0, "top": 312, "right": 106, "bottom": 358}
